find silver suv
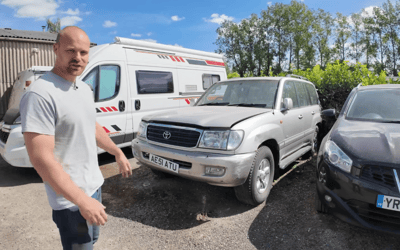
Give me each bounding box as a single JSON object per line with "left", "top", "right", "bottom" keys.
{"left": 132, "top": 76, "right": 322, "bottom": 205}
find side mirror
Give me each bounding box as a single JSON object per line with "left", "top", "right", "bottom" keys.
{"left": 281, "top": 98, "right": 293, "bottom": 111}
{"left": 321, "top": 109, "right": 337, "bottom": 135}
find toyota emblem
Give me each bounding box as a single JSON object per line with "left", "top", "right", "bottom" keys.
{"left": 163, "top": 131, "right": 172, "bottom": 140}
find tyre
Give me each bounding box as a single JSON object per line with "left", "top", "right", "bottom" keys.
{"left": 315, "top": 191, "right": 328, "bottom": 213}
{"left": 234, "top": 146, "right": 275, "bottom": 206}
{"left": 311, "top": 126, "right": 320, "bottom": 155}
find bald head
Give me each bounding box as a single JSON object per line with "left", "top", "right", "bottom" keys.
{"left": 52, "top": 26, "right": 90, "bottom": 82}
{"left": 56, "top": 26, "right": 90, "bottom": 45}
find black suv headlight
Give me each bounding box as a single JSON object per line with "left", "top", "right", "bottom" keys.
{"left": 324, "top": 140, "right": 353, "bottom": 173}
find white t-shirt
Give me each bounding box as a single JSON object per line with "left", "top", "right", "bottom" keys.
{"left": 20, "top": 71, "right": 104, "bottom": 210}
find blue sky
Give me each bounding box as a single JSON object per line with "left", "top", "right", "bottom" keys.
{"left": 0, "top": 0, "right": 385, "bottom": 53}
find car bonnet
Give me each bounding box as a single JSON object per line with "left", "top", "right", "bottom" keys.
{"left": 143, "top": 106, "right": 270, "bottom": 128}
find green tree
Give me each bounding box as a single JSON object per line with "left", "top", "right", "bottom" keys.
{"left": 334, "top": 13, "right": 351, "bottom": 62}
{"left": 361, "top": 9, "right": 378, "bottom": 69}
{"left": 313, "top": 9, "right": 333, "bottom": 69}
{"left": 215, "top": 20, "right": 248, "bottom": 77}
{"left": 349, "top": 13, "right": 363, "bottom": 63}
{"left": 46, "top": 18, "right": 61, "bottom": 33}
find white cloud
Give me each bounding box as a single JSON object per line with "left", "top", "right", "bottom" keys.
{"left": 131, "top": 33, "right": 142, "bottom": 37}
{"left": 204, "top": 13, "right": 234, "bottom": 24}
{"left": 142, "top": 39, "right": 157, "bottom": 43}
{"left": 62, "top": 8, "right": 80, "bottom": 16}
{"left": 1, "top": 0, "right": 59, "bottom": 19}
{"left": 173, "top": 44, "right": 183, "bottom": 48}
{"left": 362, "top": 6, "right": 378, "bottom": 17}
{"left": 103, "top": 20, "right": 117, "bottom": 28}
{"left": 267, "top": 2, "right": 272, "bottom": 6}
{"left": 171, "top": 15, "right": 185, "bottom": 21}
{"left": 60, "top": 16, "right": 82, "bottom": 27}
{"left": 147, "top": 32, "right": 152, "bottom": 36}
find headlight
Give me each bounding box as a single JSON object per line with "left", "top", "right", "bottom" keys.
{"left": 324, "top": 140, "right": 352, "bottom": 173}
{"left": 137, "top": 121, "right": 148, "bottom": 139}
{"left": 199, "top": 130, "right": 244, "bottom": 150}
{"left": 14, "top": 116, "right": 21, "bottom": 125}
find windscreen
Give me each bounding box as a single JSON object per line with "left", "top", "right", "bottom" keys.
{"left": 196, "top": 80, "right": 279, "bottom": 108}
{"left": 346, "top": 89, "right": 400, "bottom": 122}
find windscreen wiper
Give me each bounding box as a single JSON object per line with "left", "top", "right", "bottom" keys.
{"left": 228, "top": 103, "right": 267, "bottom": 107}
{"left": 198, "top": 102, "right": 230, "bottom": 106}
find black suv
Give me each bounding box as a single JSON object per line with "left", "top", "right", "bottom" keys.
{"left": 316, "top": 84, "right": 400, "bottom": 234}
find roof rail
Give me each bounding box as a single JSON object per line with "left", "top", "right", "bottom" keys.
{"left": 286, "top": 74, "right": 309, "bottom": 81}
{"left": 356, "top": 83, "right": 363, "bottom": 88}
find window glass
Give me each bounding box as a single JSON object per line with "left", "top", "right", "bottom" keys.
{"left": 83, "top": 67, "right": 98, "bottom": 92}
{"left": 196, "top": 80, "right": 279, "bottom": 108}
{"left": 136, "top": 71, "right": 173, "bottom": 94}
{"left": 282, "top": 81, "right": 299, "bottom": 108}
{"left": 305, "top": 83, "right": 319, "bottom": 105}
{"left": 99, "top": 65, "right": 120, "bottom": 100}
{"left": 203, "top": 74, "right": 221, "bottom": 89}
{"left": 294, "top": 81, "right": 310, "bottom": 107}
{"left": 346, "top": 89, "right": 400, "bottom": 122}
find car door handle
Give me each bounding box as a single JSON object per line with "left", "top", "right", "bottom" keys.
{"left": 119, "top": 100, "right": 125, "bottom": 112}
{"left": 135, "top": 100, "right": 141, "bottom": 110}
{"left": 311, "top": 111, "right": 315, "bottom": 115}
{"left": 298, "top": 115, "right": 303, "bottom": 119}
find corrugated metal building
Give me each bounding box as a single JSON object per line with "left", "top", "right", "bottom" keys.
{"left": 0, "top": 28, "right": 57, "bottom": 119}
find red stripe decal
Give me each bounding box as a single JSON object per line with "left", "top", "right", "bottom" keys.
{"left": 175, "top": 56, "right": 181, "bottom": 62}
{"left": 170, "top": 56, "right": 176, "bottom": 61}
{"left": 111, "top": 106, "right": 118, "bottom": 111}
{"left": 100, "top": 107, "right": 107, "bottom": 112}
{"left": 103, "top": 127, "right": 110, "bottom": 133}
{"left": 179, "top": 57, "right": 185, "bottom": 62}
{"left": 205, "top": 61, "right": 225, "bottom": 66}
{"left": 185, "top": 99, "right": 190, "bottom": 104}
{"left": 106, "top": 107, "right": 113, "bottom": 112}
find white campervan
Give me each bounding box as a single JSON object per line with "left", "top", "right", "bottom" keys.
{"left": 0, "top": 37, "right": 227, "bottom": 167}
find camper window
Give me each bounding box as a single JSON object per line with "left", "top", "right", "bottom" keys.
{"left": 136, "top": 70, "right": 174, "bottom": 94}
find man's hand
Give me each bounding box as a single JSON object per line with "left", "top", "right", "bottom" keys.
{"left": 116, "top": 153, "right": 132, "bottom": 178}
{"left": 79, "top": 197, "right": 108, "bottom": 226}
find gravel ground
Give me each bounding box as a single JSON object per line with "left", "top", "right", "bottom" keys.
{"left": 1, "top": 149, "right": 400, "bottom": 249}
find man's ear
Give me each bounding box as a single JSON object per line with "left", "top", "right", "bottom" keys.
{"left": 53, "top": 43, "right": 59, "bottom": 54}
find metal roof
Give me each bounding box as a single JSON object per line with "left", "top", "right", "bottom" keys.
{"left": 0, "top": 28, "right": 97, "bottom": 45}
{"left": 0, "top": 28, "right": 57, "bottom": 41}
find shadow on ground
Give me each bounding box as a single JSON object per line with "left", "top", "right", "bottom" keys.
{"left": 0, "top": 156, "right": 42, "bottom": 187}
{"left": 247, "top": 159, "right": 400, "bottom": 250}
{"left": 101, "top": 158, "right": 253, "bottom": 230}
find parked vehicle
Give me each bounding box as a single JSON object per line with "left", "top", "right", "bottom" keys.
{"left": 0, "top": 37, "right": 227, "bottom": 167}
{"left": 316, "top": 84, "right": 400, "bottom": 234}
{"left": 132, "top": 76, "right": 322, "bottom": 205}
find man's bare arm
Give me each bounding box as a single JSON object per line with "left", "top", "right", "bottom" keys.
{"left": 95, "top": 122, "right": 132, "bottom": 177}
{"left": 24, "top": 132, "right": 107, "bottom": 225}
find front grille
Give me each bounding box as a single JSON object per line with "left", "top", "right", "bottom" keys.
{"left": 147, "top": 124, "right": 201, "bottom": 148}
{"left": 360, "top": 165, "right": 397, "bottom": 191}
{"left": 346, "top": 199, "right": 400, "bottom": 230}
{"left": 0, "top": 130, "right": 9, "bottom": 143}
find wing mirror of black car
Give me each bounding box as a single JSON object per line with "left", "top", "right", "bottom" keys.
{"left": 281, "top": 98, "right": 293, "bottom": 112}
{"left": 321, "top": 109, "right": 337, "bottom": 134}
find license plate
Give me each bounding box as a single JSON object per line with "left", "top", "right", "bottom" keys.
{"left": 149, "top": 154, "right": 179, "bottom": 173}
{"left": 376, "top": 195, "right": 400, "bottom": 212}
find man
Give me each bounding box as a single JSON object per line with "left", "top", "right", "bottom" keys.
{"left": 20, "top": 26, "right": 132, "bottom": 249}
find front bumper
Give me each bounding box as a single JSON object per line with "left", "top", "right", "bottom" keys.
{"left": 132, "top": 138, "right": 256, "bottom": 187}
{"left": 0, "top": 124, "right": 32, "bottom": 168}
{"left": 316, "top": 158, "right": 400, "bottom": 234}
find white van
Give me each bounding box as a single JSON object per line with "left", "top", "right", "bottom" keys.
{"left": 0, "top": 37, "right": 227, "bottom": 167}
